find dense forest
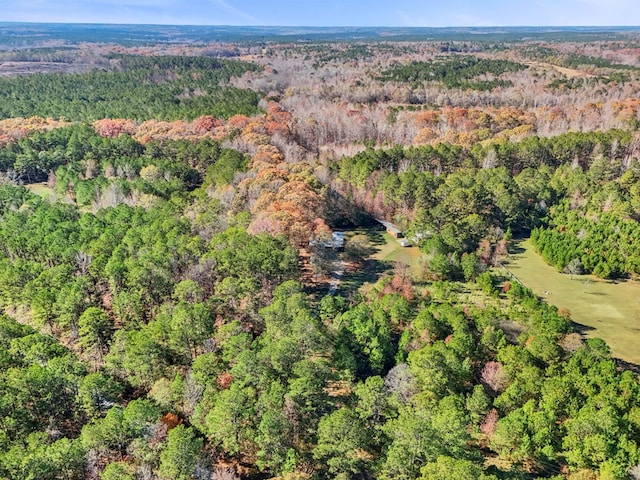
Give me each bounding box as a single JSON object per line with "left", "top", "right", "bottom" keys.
{"left": 0, "top": 55, "right": 260, "bottom": 121}
{"left": 378, "top": 56, "right": 527, "bottom": 91}
{"left": 1, "top": 25, "right": 640, "bottom": 480}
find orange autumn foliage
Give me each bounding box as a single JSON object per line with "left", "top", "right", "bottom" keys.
{"left": 160, "top": 412, "right": 182, "bottom": 430}
{"left": 217, "top": 372, "right": 234, "bottom": 389}
{"left": 0, "top": 116, "right": 69, "bottom": 146}
{"left": 93, "top": 118, "right": 137, "bottom": 138}
{"left": 192, "top": 115, "right": 223, "bottom": 132}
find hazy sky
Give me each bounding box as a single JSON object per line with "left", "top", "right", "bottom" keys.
{"left": 2, "top": 0, "right": 639, "bottom": 26}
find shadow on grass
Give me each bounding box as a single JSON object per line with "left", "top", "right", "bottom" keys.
{"left": 584, "top": 291, "right": 607, "bottom": 296}
{"left": 347, "top": 243, "right": 378, "bottom": 259}
{"left": 571, "top": 321, "right": 596, "bottom": 334}
{"left": 360, "top": 229, "right": 387, "bottom": 246}
{"left": 340, "top": 258, "right": 391, "bottom": 294}
{"left": 502, "top": 257, "right": 522, "bottom": 265}
{"left": 508, "top": 242, "right": 526, "bottom": 255}
{"left": 614, "top": 358, "right": 640, "bottom": 374}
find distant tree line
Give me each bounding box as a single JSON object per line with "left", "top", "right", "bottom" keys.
{"left": 0, "top": 55, "right": 261, "bottom": 121}
{"left": 378, "top": 56, "right": 526, "bottom": 90}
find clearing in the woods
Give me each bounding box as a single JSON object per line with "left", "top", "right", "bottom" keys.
{"left": 338, "top": 227, "right": 425, "bottom": 294}
{"left": 504, "top": 238, "right": 640, "bottom": 364}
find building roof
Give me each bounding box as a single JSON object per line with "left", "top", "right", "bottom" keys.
{"left": 375, "top": 218, "right": 402, "bottom": 234}
{"left": 311, "top": 232, "right": 345, "bottom": 249}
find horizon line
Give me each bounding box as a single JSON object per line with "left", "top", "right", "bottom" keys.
{"left": 2, "top": 21, "right": 640, "bottom": 29}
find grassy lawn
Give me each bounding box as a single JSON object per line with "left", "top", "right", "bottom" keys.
{"left": 25, "top": 182, "right": 58, "bottom": 200}
{"left": 504, "top": 238, "right": 640, "bottom": 364}
{"left": 369, "top": 232, "right": 424, "bottom": 275}
{"left": 338, "top": 228, "right": 426, "bottom": 294}
{"left": 26, "top": 182, "right": 82, "bottom": 208}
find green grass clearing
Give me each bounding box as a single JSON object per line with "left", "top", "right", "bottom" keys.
{"left": 369, "top": 232, "right": 424, "bottom": 275}
{"left": 25, "top": 182, "right": 58, "bottom": 201}
{"left": 339, "top": 228, "right": 426, "bottom": 294}
{"left": 504, "top": 239, "right": 640, "bottom": 364}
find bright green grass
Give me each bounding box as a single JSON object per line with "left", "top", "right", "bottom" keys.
{"left": 338, "top": 228, "right": 426, "bottom": 294}
{"left": 504, "top": 239, "right": 640, "bottom": 364}
{"left": 369, "top": 232, "right": 424, "bottom": 276}
{"left": 26, "top": 182, "right": 81, "bottom": 207}
{"left": 25, "top": 182, "right": 58, "bottom": 200}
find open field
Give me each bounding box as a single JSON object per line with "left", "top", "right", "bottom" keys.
{"left": 527, "top": 61, "right": 596, "bottom": 78}
{"left": 368, "top": 232, "right": 424, "bottom": 275}
{"left": 504, "top": 239, "right": 640, "bottom": 364}
{"left": 25, "top": 182, "right": 58, "bottom": 200}
{"left": 339, "top": 228, "right": 425, "bottom": 294}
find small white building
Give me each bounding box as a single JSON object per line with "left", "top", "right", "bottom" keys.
{"left": 311, "top": 231, "right": 345, "bottom": 251}
{"left": 332, "top": 232, "right": 345, "bottom": 250}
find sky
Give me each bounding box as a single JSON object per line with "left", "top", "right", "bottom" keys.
{"left": 2, "top": 0, "right": 640, "bottom": 27}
